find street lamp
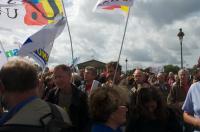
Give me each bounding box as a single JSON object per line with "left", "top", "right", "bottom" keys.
{"left": 125, "top": 58, "right": 128, "bottom": 75}
{"left": 177, "top": 28, "right": 185, "bottom": 69}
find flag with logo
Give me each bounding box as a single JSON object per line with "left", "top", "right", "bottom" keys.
{"left": 93, "top": 0, "right": 134, "bottom": 13}
{"left": 0, "top": 0, "right": 64, "bottom": 27}
{"left": 0, "top": 41, "right": 8, "bottom": 69}
{"left": 18, "top": 16, "right": 67, "bottom": 68}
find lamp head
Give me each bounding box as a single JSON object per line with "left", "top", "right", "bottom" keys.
{"left": 177, "top": 28, "right": 184, "bottom": 41}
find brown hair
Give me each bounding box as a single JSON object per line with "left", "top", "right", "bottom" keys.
{"left": 85, "top": 66, "right": 97, "bottom": 76}
{"left": 136, "top": 87, "right": 167, "bottom": 121}
{"left": 54, "top": 64, "right": 71, "bottom": 75}
{"left": 0, "top": 58, "right": 38, "bottom": 92}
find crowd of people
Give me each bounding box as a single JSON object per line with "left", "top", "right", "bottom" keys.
{"left": 0, "top": 57, "right": 200, "bottom": 132}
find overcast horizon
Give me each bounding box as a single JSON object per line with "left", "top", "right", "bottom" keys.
{"left": 0, "top": 0, "right": 200, "bottom": 71}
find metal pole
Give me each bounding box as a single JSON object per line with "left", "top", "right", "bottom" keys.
{"left": 177, "top": 28, "right": 184, "bottom": 69}
{"left": 180, "top": 40, "right": 183, "bottom": 68}
{"left": 112, "top": 7, "right": 131, "bottom": 85}
{"left": 61, "top": 0, "right": 75, "bottom": 83}
{"left": 125, "top": 58, "right": 128, "bottom": 75}
{"left": 61, "top": 0, "right": 74, "bottom": 68}
{"left": 0, "top": 41, "right": 8, "bottom": 61}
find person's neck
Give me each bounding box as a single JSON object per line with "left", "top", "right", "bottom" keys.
{"left": 180, "top": 80, "right": 188, "bottom": 86}
{"left": 105, "top": 119, "right": 119, "bottom": 130}
{"left": 5, "top": 89, "right": 37, "bottom": 108}
{"left": 86, "top": 80, "right": 93, "bottom": 85}
{"left": 60, "top": 84, "right": 72, "bottom": 94}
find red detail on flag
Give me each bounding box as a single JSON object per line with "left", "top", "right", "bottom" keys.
{"left": 24, "top": 3, "right": 48, "bottom": 25}
{"left": 102, "top": 5, "right": 121, "bottom": 10}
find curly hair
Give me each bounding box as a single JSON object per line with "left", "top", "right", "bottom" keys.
{"left": 89, "top": 86, "right": 128, "bottom": 123}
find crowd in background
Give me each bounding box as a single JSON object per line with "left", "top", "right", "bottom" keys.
{"left": 1, "top": 57, "right": 200, "bottom": 132}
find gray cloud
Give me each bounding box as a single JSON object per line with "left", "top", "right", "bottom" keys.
{"left": 134, "top": 0, "right": 200, "bottom": 27}
{"left": 0, "top": 0, "right": 200, "bottom": 70}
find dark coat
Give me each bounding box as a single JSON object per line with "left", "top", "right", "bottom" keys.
{"left": 46, "top": 84, "right": 90, "bottom": 132}
{"left": 126, "top": 107, "right": 183, "bottom": 132}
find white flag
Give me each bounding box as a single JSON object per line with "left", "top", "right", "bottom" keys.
{"left": 0, "top": 41, "right": 8, "bottom": 69}
{"left": 27, "top": 43, "right": 53, "bottom": 69}
{"left": 94, "top": 0, "right": 134, "bottom": 13}
{"left": 18, "top": 16, "right": 67, "bottom": 68}
{"left": 95, "top": 0, "right": 133, "bottom": 7}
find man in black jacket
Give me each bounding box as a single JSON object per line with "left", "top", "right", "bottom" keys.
{"left": 46, "top": 64, "right": 90, "bottom": 132}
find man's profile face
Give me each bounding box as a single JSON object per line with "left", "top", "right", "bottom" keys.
{"left": 107, "top": 67, "right": 115, "bottom": 79}
{"left": 84, "top": 69, "right": 95, "bottom": 82}
{"left": 53, "top": 68, "right": 71, "bottom": 89}
{"left": 107, "top": 67, "right": 121, "bottom": 80}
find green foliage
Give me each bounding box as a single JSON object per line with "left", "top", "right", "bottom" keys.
{"left": 164, "top": 65, "right": 180, "bottom": 74}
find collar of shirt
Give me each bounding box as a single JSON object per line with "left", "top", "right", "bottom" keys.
{"left": 0, "top": 96, "right": 38, "bottom": 125}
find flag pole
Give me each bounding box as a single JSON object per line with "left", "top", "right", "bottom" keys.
{"left": 61, "top": 0, "right": 74, "bottom": 67}
{"left": 112, "top": 7, "right": 131, "bottom": 85}
{"left": 0, "top": 41, "right": 8, "bottom": 61}
{"left": 61, "top": 0, "right": 75, "bottom": 82}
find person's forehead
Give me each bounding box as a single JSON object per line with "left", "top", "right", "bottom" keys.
{"left": 134, "top": 70, "right": 142, "bottom": 75}
{"left": 85, "top": 69, "right": 92, "bottom": 73}
{"left": 54, "top": 68, "right": 67, "bottom": 74}
{"left": 179, "top": 70, "right": 187, "bottom": 75}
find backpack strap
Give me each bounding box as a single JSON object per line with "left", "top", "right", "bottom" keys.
{"left": 47, "top": 103, "right": 64, "bottom": 121}
{"left": 40, "top": 103, "right": 73, "bottom": 132}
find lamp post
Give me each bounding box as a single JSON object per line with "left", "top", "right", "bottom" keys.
{"left": 125, "top": 58, "right": 128, "bottom": 75}
{"left": 177, "top": 28, "right": 184, "bottom": 69}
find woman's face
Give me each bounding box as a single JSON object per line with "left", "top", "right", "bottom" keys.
{"left": 110, "top": 105, "right": 128, "bottom": 126}
{"left": 144, "top": 100, "right": 157, "bottom": 113}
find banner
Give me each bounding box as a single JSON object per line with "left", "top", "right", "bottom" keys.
{"left": 5, "top": 48, "right": 19, "bottom": 57}
{"left": 0, "top": 0, "right": 64, "bottom": 27}
{"left": 18, "top": 16, "right": 67, "bottom": 68}
{"left": 0, "top": 41, "right": 8, "bottom": 69}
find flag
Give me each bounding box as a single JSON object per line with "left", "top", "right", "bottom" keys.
{"left": 94, "top": 0, "right": 133, "bottom": 13}
{"left": 0, "top": 41, "right": 8, "bottom": 69}
{"left": 18, "top": 16, "right": 67, "bottom": 68}
{"left": 28, "top": 45, "right": 52, "bottom": 68}
{"left": 5, "top": 48, "right": 19, "bottom": 58}
{"left": 0, "top": 0, "right": 64, "bottom": 26}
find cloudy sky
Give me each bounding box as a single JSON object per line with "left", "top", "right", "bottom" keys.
{"left": 0, "top": 0, "right": 200, "bottom": 71}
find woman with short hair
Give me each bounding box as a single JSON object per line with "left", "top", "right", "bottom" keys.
{"left": 89, "top": 86, "right": 129, "bottom": 132}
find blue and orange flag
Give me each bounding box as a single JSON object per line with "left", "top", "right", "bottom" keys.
{"left": 0, "top": 0, "right": 64, "bottom": 26}
{"left": 23, "top": 0, "right": 64, "bottom": 25}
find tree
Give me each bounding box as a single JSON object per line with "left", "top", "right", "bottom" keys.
{"left": 164, "top": 65, "right": 180, "bottom": 74}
